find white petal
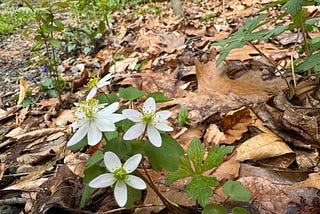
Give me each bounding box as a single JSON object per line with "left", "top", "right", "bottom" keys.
{"left": 87, "top": 122, "right": 102, "bottom": 146}
{"left": 143, "top": 97, "right": 156, "bottom": 114}
{"left": 67, "top": 123, "right": 89, "bottom": 147}
{"left": 114, "top": 181, "right": 127, "bottom": 207}
{"left": 147, "top": 125, "right": 162, "bottom": 147}
{"left": 108, "top": 113, "right": 126, "bottom": 123}
{"left": 97, "top": 80, "right": 111, "bottom": 88}
{"left": 122, "top": 109, "right": 142, "bottom": 122}
{"left": 86, "top": 87, "right": 97, "bottom": 100}
{"left": 123, "top": 154, "right": 142, "bottom": 173}
{"left": 95, "top": 118, "right": 117, "bottom": 132}
{"left": 104, "top": 151, "right": 122, "bottom": 172}
{"left": 89, "top": 173, "right": 116, "bottom": 188}
{"left": 123, "top": 123, "right": 146, "bottom": 140}
{"left": 154, "top": 111, "right": 171, "bottom": 122}
{"left": 98, "top": 102, "right": 119, "bottom": 115}
{"left": 125, "top": 175, "right": 146, "bottom": 190}
{"left": 98, "top": 73, "right": 113, "bottom": 85}
{"left": 154, "top": 123, "right": 173, "bottom": 132}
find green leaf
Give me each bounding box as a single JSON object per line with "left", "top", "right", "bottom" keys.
{"left": 68, "top": 135, "right": 88, "bottom": 150}
{"left": 105, "top": 131, "right": 118, "bottom": 141}
{"left": 119, "top": 86, "right": 145, "bottom": 101}
{"left": 98, "top": 92, "right": 119, "bottom": 104}
{"left": 297, "top": 52, "right": 320, "bottom": 71}
{"left": 212, "top": 14, "right": 268, "bottom": 66}
{"left": 187, "top": 175, "right": 219, "bottom": 207}
{"left": 202, "top": 145, "right": 234, "bottom": 172}
{"left": 178, "top": 106, "right": 188, "bottom": 127}
{"left": 202, "top": 204, "right": 228, "bottom": 214}
{"left": 52, "top": 1, "right": 69, "bottom": 8}
{"left": 147, "top": 92, "right": 172, "bottom": 102}
{"left": 222, "top": 180, "right": 252, "bottom": 202}
{"left": 125, "top": 186, "right": 142, "bottom": 208}
{"left": 104, "top": 137, "right": 133, "bottom": 160}
{"left": 145, "top": 133, "right": 184, "bottom": 171}
{"left": 85, "top": 150, "right": 104, "bottom": 168}
{"left": 83, "top": 164, "right": 106, "bottom": 184}
{"left": 80, "top": 185, "right": 96, "bottom": 208}
{"left": 166, "top": 156, "right": 194, "bottom": 184}
{"left": 262, "top": 25, "right": 289, "bottom": 39}
{"left": 281, "top": 0, "right": 306, "bottom": 16}
{"left": 188, "top": 138, "right": 205, "bottom": 174}
{"left": 232, "top": 207, "right": 251, "bottom": 214}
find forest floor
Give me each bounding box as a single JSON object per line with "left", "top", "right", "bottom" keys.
{"left": 0, "top": 0, "right": 320, "bottom": 213}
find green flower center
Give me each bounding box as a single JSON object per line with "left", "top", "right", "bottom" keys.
{"left": 86, "top": 75, "right": 99, "bottom": 88}
{"left": 77, "top": 99, "right": 99, "bottom": 120}
{"left": 114, "top": 167, "right": 128, "bottom": 181}
{"left": 141, "top": 113, "right": 154, "bottom": 124}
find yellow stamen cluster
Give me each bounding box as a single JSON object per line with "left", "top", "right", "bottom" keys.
{"left": 86, "top": 75, "right": 100, "bottom": 88}
{"left": 141, "top": 113, "right": 154, "bottom": 124}
{"left": 75, "top": 99, "right": 99, "bottom": 120}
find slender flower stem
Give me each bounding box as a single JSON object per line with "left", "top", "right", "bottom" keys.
{"left": 136, "top": 163, "right": 186, "bottom": 214}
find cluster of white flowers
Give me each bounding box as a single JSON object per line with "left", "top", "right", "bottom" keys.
{"left": 68, "top": 75, "right": 173, "bottom": 207}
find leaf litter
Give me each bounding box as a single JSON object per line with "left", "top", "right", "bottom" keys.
{"left": 0, "top": 0, "right": 320, "bottom": 213}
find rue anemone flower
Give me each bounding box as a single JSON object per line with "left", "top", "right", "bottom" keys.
{"left": 122, "top": 97, "right": 173, "bottom": 147}
{"left": 89, "top": 151, "right": 146, "bottom": 207}
{"left": 67, "top": 99, "right": 125, "bottom": 147}
{"left": 86, "top": 73, "right": 113, "bottom": 100}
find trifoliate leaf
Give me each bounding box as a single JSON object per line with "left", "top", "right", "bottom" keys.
{"left": 188, "top": 138, "right": 205, "bottom": 174}
{"left": 119, "top": 86, "right": 145, "bottom": 101}
{"left": 202, "top": 145, "right": 234, "bottom": 172}
{"left": 166, "top": 156, "right": 194, "bottom": 184}
{"left": 222, "top": 180, "right": 252, "bottom": 202}
{"left": 187, "top": 175, "right": 219, "bottom": 207}
{"left": 125, "top": 186, "right": 142, "bottom": 208}
{"left": 202, "top": 204, "right": 228, "bottom": 214}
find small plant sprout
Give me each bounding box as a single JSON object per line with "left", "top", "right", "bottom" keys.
{"left": 89, "top": 152, "right": 146, "bottom": 207}
{"left": 67, "top": 99, "right": 125, "bottom": 147}
{"left": 122, "top": 97, "right": 173, "bottom": 147}
{"left": 86, "top": 73, "right": 114, "bottom": 100}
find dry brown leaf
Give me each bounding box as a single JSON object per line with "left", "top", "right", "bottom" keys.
{"left": 64, "top": 152, "right": 89, "bottom": 177}
{"left": 207, "top": 156, "right": 240, "bottom": 181}
{"left": 109, "top": 57, "right": 139, "bottom": 73}
{"left": 195, "top": 60, "right": 287, "bottom": 103}
{"left": 160, "top": 32, "right": 186, "bottom": 53}
{"left": 13, "top": 127, "right": 66, "bottom": 142}
{"left": 284, "top": 172, "right": 320, "bottom": 192}
{"left": 239, "top": 176, "right": 291, "bottom": 214}
{"left": 17, "top": 79, "right": 28, "bottom": 106}
{"left": 204, "top": 107, "right": 253, "bottom": 147}
{"left": 0, "top": 107, "right": 16, "bottom": 121}
{"left": 5, "top": 127, "right": 27, "bottom": 138}
{"left": 175, "top": 127, "right": 205, "bottom": 151}
{"left": 0, "top": 163, "right": 4, "bottom": 181}
{"left": 54, "top": 109, "right": 74, "bottom": 126}
{"left": 235, "top": 132, "right": 294, "bottom": 162}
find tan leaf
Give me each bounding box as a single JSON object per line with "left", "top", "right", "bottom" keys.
{"left": 54, "top": 109, "right": 74, "bottom": 126}
{"left": 13, "top": 127, "right": 66, "bottom": 142}
{"left": 64, "top": 152, "right": 89, "bottom": 177}
{"left": 17, "top": 79, "right": 28, "bottom": 106}
{"left": 195, "top": 60, "right": 287, "bottom": 103}
{"left": 235, "top": 132, "right": 294, "bottom": 162}
{"left": 284, "top": 172, "right": 320, "bottom": 192}
{"left": 204, "top": 107, "right": 253, "bottom": 147}
{"left": 239, "top": 176, "right": 291, "bottom": 214}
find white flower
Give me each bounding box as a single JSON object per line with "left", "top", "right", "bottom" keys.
{"left": 67, "top": 99, "right": 125, "bottom": 147}
{"left": 89, "top": 152, "right": 146, "bottom": 207}
{"left": 122, "top": 97, "right": 173, "bottom": 147}
{"left": 86, "top": 73, "right": 113, "bottom": 100}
